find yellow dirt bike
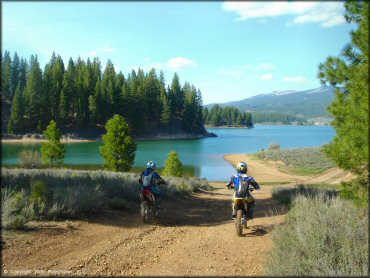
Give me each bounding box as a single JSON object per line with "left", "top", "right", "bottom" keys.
{"left": 232, "top": 195, "right": 254, "bottom": 236}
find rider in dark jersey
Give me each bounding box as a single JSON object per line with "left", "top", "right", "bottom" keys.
{"left": 226, "top": 161, "right": 261, "bottom": 219}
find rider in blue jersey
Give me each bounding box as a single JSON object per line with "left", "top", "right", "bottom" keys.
{"left": 226, "top": 161, "right": 261, "bottom": 220}
{"left": 139, "top": 161, "right": 166, "bottom": 209}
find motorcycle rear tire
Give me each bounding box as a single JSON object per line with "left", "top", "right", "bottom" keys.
{"left": 141, "top": 201, "right": 149, "bottom": 223}
{"left": 235, "top": 209, "right": 243, "bottom": 236}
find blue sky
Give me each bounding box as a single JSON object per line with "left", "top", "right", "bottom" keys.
{"left": 2, "top": 1, "right": 353, "bottom": 104}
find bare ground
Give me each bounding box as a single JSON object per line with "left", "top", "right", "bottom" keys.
{"left": 2, "top": 154, "right": 353, "bottom": 276}
{"left": 223, "top": 153, "right": 355, "bottom": 184}
{"left": 1, "top": 183, "right": 286, "bottom": 276}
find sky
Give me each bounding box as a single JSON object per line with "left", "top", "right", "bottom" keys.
{"left": 2, "top": 1, "right": 353, "bottom": 104}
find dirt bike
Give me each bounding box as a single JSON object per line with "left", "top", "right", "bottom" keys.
{"left": 140, "top": 188, "right": 159, "bottom": 223}
{"left": 139, "top": 179, "right": 166, "bottom": 223}
{"left": 229, "top": 184, "right": 255, "bottom": 236}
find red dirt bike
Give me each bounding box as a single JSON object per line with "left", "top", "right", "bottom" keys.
{"left": 139, "top": 179, "right": 166, "bottom": 223}
{"left": 140, "top": 188, "right": 159, "bottom": 223}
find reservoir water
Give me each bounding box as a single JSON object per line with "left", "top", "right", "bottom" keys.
{"left": 1, "top": 125, "right": 335, "bottom": 181}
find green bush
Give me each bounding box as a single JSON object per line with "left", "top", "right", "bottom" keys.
{"left": 1, "top": 188, "right": 34, "bottom": 230}
{"left": 339, "top": 177, "right": 368, "bottom": 208}
{"left": 162, "top": 151, "right": 183, "bottom": 177}
{"left": 265, "top": 193, "right": 368, "bottom": 276}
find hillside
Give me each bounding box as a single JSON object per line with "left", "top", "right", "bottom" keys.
{"left": 206, "top": 86, "right": 335, "bottom": 122}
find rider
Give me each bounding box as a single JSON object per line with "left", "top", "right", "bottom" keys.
{"left": 226, "top": 161, "right": 261, "bottom": 220}
{"left": 139, "top": 161, "right": 166, "bottom": 209}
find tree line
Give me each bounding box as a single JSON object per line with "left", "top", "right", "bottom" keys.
{"left": 203, "top": 105, "right": 253, "bottom": 127}
{"left": 249, "top": 111, "right": 306, "bottom": 125}
{"left": 2, "top": 51, "right": 205, "bottom": 136}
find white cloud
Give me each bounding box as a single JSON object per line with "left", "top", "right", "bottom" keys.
{"left": 255, "top": 63, "right": 276, "bottom": 70}
{"left": 217, "top": 63, "right": 276, "bottom": 79}
{"left": 166, "top": 57, "right": 198, "bottom": 70}
{"left": 103, "top": 47, "right": 115, "bottom": 53}
{"left": 143, "top": 57, "right": 151, "bottom": 62}
{"left": 283, "top": 76, "right": 308, "bottom": 83}
{"left": 86, "top": 50, "right": 97, "bottom": 56}
{"left": 222, "top": 1, "right": 345, "bottom": 28}
{"left": 260, "top": 73, "right": 273, "bottom": 80}
{"left": 129, "top": 57, "right": 197, "bottom": 73}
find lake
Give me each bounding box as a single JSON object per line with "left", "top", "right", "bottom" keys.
{"left": 1, "top": 125, "right": 335, "bottom": 181}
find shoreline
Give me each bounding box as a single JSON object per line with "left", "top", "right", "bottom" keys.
{"left": 1, "top": 132, "right": 216, "bottom": 144}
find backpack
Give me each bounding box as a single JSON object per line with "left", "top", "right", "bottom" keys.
{"left": 142, "top": 172, "right": 153, "bottom": 187}
{"left": 234, "top": 174, "right": 249, "bottom": 197}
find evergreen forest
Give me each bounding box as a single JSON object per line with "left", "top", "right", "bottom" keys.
{"left": 203, "top": 105, "right": 253, "bottom": 127}
{"left": 2, "top": 51, "right": 206, "bottom": 137}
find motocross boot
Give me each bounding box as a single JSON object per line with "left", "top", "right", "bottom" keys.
{"left": 246, "top": 202, "right": 255, "bottom": 220}
{"left": 232, "top": 202, "right": 236, "bottom": 219}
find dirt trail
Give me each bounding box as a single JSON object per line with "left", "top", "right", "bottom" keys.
{"left": 2, "top": 155, "right": 353, "bottom": 276}
{"left": 224, "top": 153, "right": 355, "bottom": 184}
{"left": 2, "top": 183, "right": 286, "bottom": 276}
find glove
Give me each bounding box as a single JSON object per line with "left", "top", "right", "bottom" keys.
{"left": 256, "top": 187, "right": 261, "bottom": 191}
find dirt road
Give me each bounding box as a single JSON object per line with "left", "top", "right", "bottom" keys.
{"left": 2, "top": 183, "right": 286, "bottom": 276}
{"left": 224, "top": 153, "right": 354, "bottom": 184}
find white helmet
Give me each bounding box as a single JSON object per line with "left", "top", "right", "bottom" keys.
{"left": 236, "top": 162, "right": 247, "bottom": 173}
{"left": 147, "top": 161, "right": 156, "bottom": 170}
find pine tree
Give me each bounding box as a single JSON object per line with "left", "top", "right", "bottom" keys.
{"left": 7, "top": 85, "right": 24, "bottom": 134}
{"left": 10, "top": 52, "right": 21, "bottom": 99}
{"left": 318, "top": 0, "right": 368, "bottom": 176}
{"left": 195, "top": 89, "right": 205, "bottom": 129}
{"left": 44, "top": 53, "right": 65, "bottom": 123}
{"left": 318, "top": 1, "right": 368, "bottom": 206}
{"left": 160, "top": 90, "right": 171, "bottom": 127}
{"left": 182, "top": 82, "right": 197, "bottom": 132}
{"left": 100, "top": 114, "right": 137, "bottom": 172}
{"left": 101, "top": 59, "right": 121, "bottom": 119}
{"left": 24, "top": 55, "right": 44, "bottom": 131}
{"left": 89, "top": 79, "right": 103, "bottom": 126}
{"left": 19, "top": 58, "right": 28, "bottom": 91}
{"left": 162, "top": 151, "right": 183, "bottom": 177}
{"left": 2, "top": 50, "right": 12, "bottom": 99}
{"left": 168, "top": 73, "right": 184, "bottom": 118}
{"left": 41, "top": 120, "right": 65, "bottom": 166}
{"left": 59, "top": 58, "right": 75, "bottom": 127}
{"left": 74, "top": 57, "right": 87, "bottom": 128}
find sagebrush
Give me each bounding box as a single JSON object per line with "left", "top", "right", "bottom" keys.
{"left": 1, "top": 168, "right": 210, "bottom": 228}
{"left": 265, "top": 191, "right": 368, "bottom": 276}
{"left": 255, "top": 147, "right": 336, "bottom": 173}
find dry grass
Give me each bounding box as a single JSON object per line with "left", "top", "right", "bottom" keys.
{"left": 265, "top": 190, "right": 368, "bottom": 276}
{"left": 1, "top": 168, "right": 210, "bottom": 228}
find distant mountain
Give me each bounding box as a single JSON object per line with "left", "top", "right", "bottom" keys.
{"left": 206, "top": 86, "right": 335, "bottom": 120}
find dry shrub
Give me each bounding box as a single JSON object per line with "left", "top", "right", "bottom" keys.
{"left": 18, "top": 150, "right": 42, "bottom": 169}
{"left": 265, "top": 192, "right": 368, "bottom": 276}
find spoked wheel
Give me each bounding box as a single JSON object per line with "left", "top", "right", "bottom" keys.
{"left": 141, "top": 201, "right": 149, "bottom": 223}
{"left": 235, "top": 209, "right": 243, "bottom": 236}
